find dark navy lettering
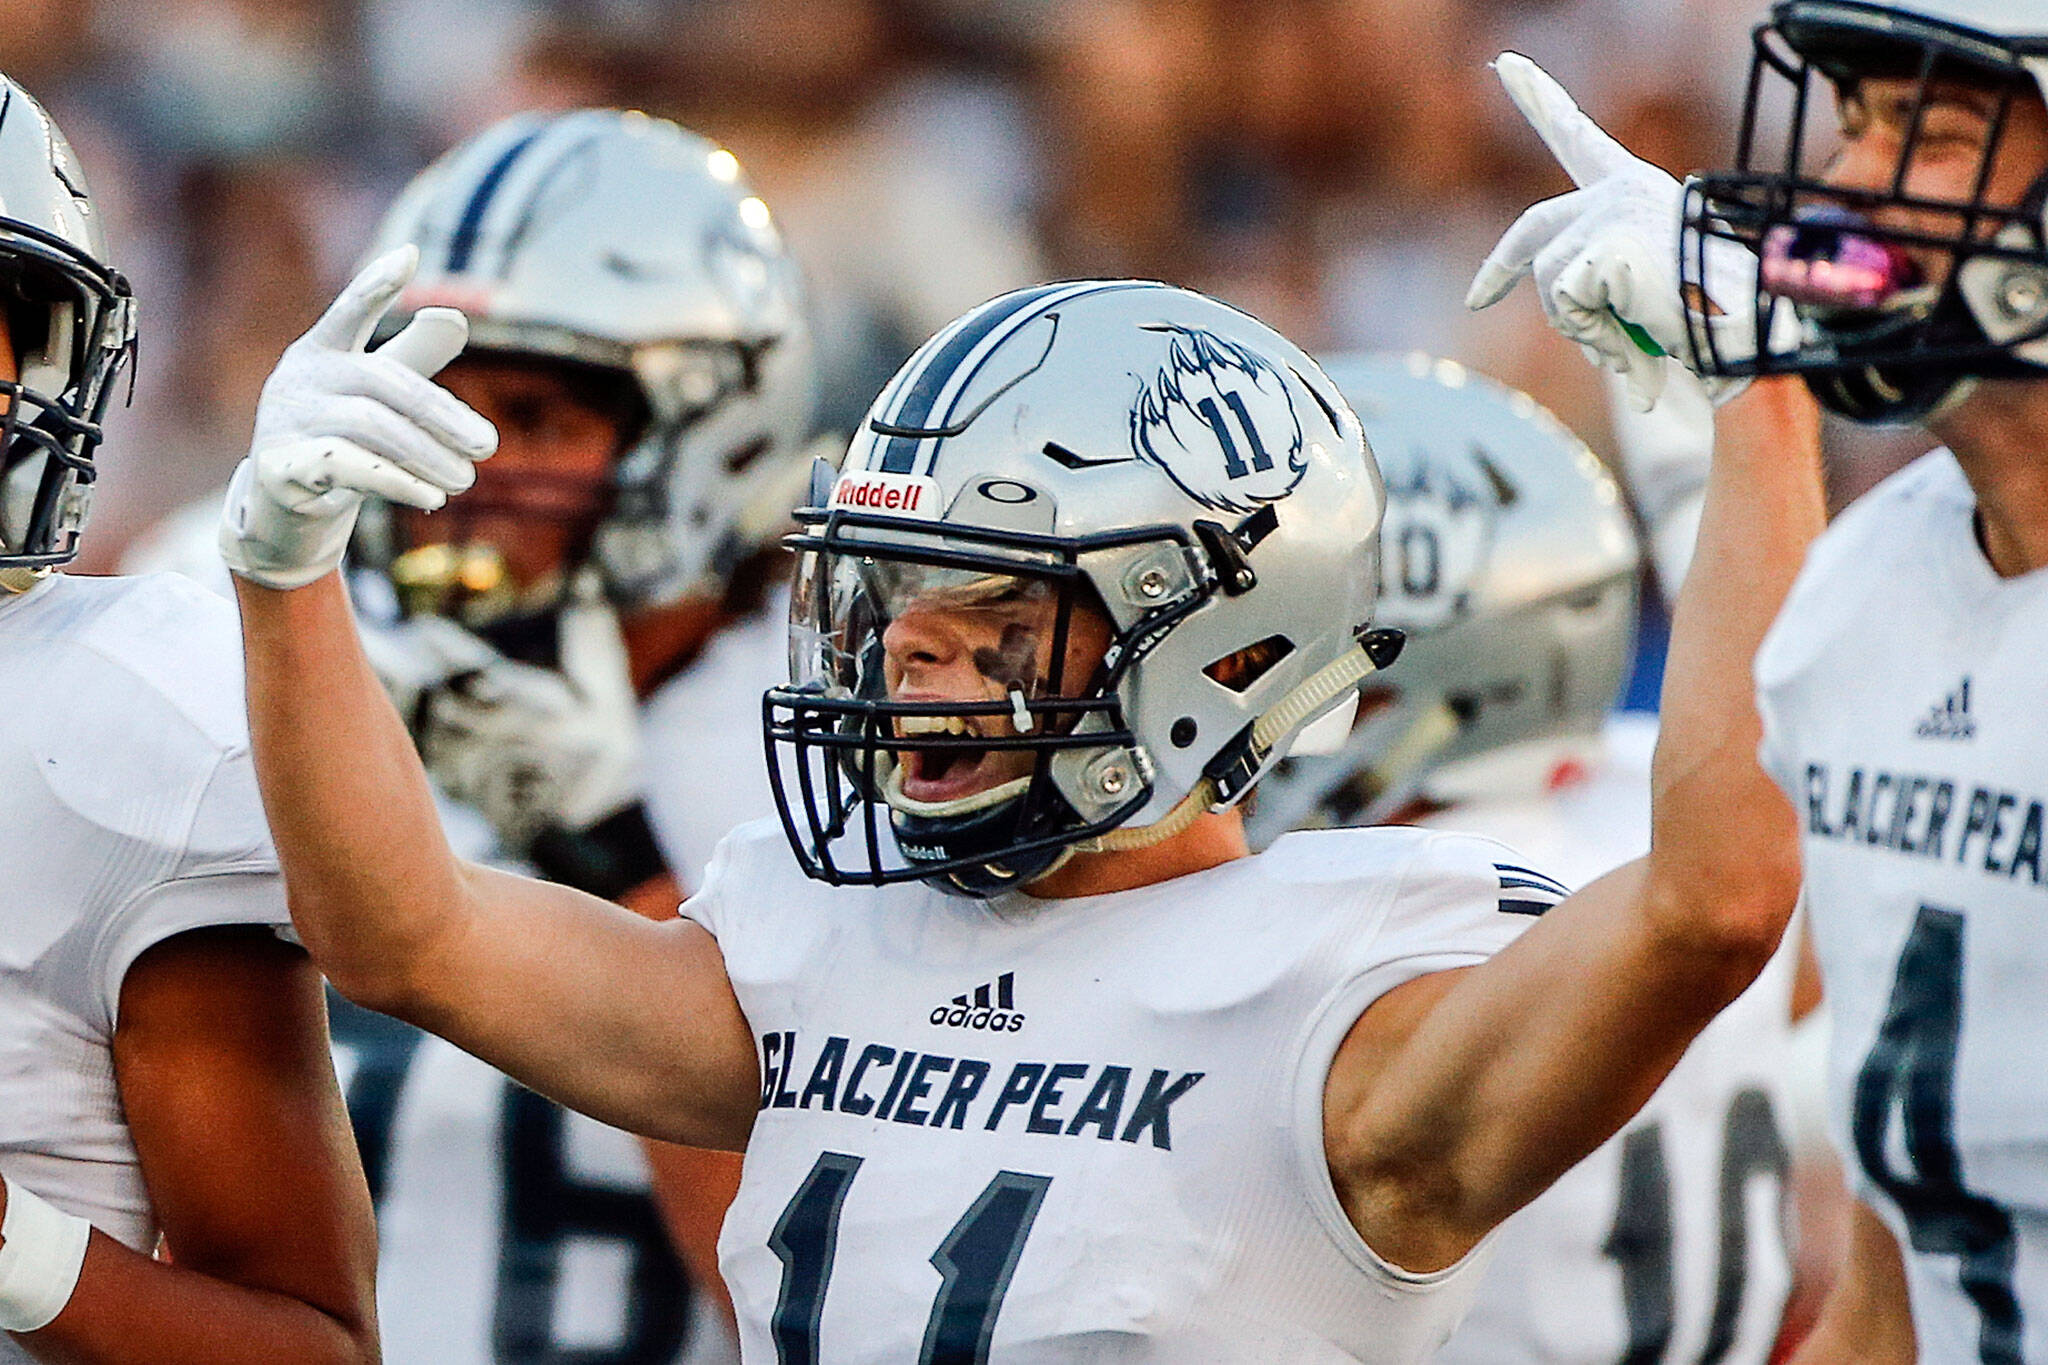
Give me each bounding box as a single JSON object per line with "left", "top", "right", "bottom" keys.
{"left": 1027, "top": 1064, "right": 1089, "bottom": 1136}
{"left": 1801, "top": 763, "right": 2045, "bottom": 887}
{"left": 930, "top": 1060, "right": 991, "bottom": 1131}
{"left": 893, "top": 1054, "right": 954, "bottom": 1126}
{"left": 985, "top": 1064, "right": 1046, "bottom": 1131}
{"left": 1120, "top": 1070, "right": 1206, "bottom": 1150}
{"left": 1065, "top": 1065, "right": 1130, "bottom": 1140}
{"left": 840, "top": 1044, "right": 895, "bottom": 1118}
{"left": 801, "top": 1036, "right": 849, "bottom": 1111}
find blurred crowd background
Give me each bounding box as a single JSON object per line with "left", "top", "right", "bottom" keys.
{"left": 11, "top": 0, "right": 1933, "bottom": 570}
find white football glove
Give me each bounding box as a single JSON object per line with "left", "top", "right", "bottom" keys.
{"left": 1466, "top": 54, "right": 1768, "bottom": 412}
{"left": 383, "top": 580, "right": 642, "bottom": 856}
{"left": 220, "top": 246, "right": 498, "bottom": 590}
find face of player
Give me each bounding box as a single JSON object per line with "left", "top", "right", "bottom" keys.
{"left": 0, "top": 309, "right": 15, "bottom": 400}
{"left": 1823, "top": 74, "right": 2048, "bottom": 288}
{"left": 878, "top": 567, "right": 1114, "bottom": 805}
{"left": 402, "top": 356, "right": 627, "bottom": 591}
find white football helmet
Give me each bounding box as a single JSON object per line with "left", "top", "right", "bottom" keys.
{"left": 1689, "top": 0, "right": 2048, "bottom": 421}
{"left": 354, "top": 108, "right": 815, "bottom": 612}
{"left": 1248, "top": 355, "right": 1641, "bottom": 845}
{"left": 0, "top": 75, "right": 136, "bottom": 584}
{"left": 767, "top": 281, "right": 1395, "bottom": 896}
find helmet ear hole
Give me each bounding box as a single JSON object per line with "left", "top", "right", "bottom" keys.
{"left": 1203, "top": 635, "right": 1294, "bottom": 694}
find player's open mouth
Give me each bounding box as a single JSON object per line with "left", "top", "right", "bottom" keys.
{"left": 895, "top": 715, "right": 1017, "bottom": 802}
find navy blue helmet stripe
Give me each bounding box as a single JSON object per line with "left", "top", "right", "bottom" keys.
{"left": 876, "top": 283, "right": 1073, "bottom": 472}
{"left": 921, "top": 281, "right": 1156, "bottom": 476}
{"left": 1500, "top": 898, "right": 1553, "bottom": 918}
{"left": 445, "top": 124, "right": 550, "bottom": 274}
{"left": 1497, "top": 874, "right": 1568, "bottom": 896}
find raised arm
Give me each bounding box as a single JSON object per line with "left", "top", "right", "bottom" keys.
{"left": 223, "top": 251, "right": 757, "bottom": 1150}
{"left": 3, "top": 927, "right": 376, "bottom": 1365}
{"left": 1325, "top": 60, "right": 1826, "bottom": 1273}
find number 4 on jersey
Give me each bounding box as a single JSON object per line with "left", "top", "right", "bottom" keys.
{"left": 1853, "top": 904, "right": 2023, "bottom": 1365}
{"left": 770, "top": 1152, "right": 1052, "bottom": 1365}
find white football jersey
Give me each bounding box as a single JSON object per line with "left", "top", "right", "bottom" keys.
{"left": 328, "top": 994, "right": 738, "bottom": 1365}
{"left": 685, "top": 819, "right": 1555, "bottom": 1363}
{"left": 1430, "top": 715, "right": 1797, "bottom": 1365}
{"left": 122, "top": 494, "right": 769, "bottom": 1360}
{"left": 0, "top": 575, "right": 291, "bottom": 1323}
{"left": 640, "top": 593, "right": 789, "bottom": 891}
{"left": 1756, "top": 449, "right": 2048, "bottom": 1365}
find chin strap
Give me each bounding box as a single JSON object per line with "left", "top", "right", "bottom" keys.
{"left": 0, "top": 567, "right": 48, "bottom": 596}
{"left": 1077, "top": 637, "right": 1396, "bottom": 855}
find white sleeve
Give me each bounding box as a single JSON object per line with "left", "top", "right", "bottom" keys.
{"left": 94, "top": 872, "right": 292, "bottom": 1027}
{"left": 678, "top": 829, "right": 740, "bottom": 942}
{"left": 1347, "top": 831, "right": 1560, "bottom": 1008}
{"left": 89, "top": 747, "right": 288, "bottom": 1028}
{"left": 179, "top": 745, "right": 281, "bottom": 876}
{"left": 1287, "top": 831, "right": 1558, "bottom": 1299}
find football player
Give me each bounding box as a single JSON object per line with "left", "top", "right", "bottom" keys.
{"left": 218, "top": 262, "right": 1819, "bottom": 1360}
{"left": 1469, "top": 8, "right": 2048, "bottom": 1361}
{"left": 0, "top": 76, "right": 378, "bottom": 1363}
{"left": 333, "top": 109, "right": 816, "bottom": 1364}
{"left": 1255, "top": 354, "right": 1802, "bottom": 1365}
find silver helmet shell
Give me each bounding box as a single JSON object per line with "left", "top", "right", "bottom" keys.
{"left": 769, "top": 280, "right": 1389, "bottom": 894}
{"left": 0, "top": 76, "right": 136, "bottom": 577}
{"left": 1248, "top": 355, "right": 1640, "bottom": 846}
{"left": 363, "top": 109, "right": 815, "bottom": 606}
{"left": 1687, "top": 1, "right": 2048, "bottom": 422}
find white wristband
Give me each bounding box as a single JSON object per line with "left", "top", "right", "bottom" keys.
{"left": 0, "top": 1176, "right": 90, "bottom": 1332}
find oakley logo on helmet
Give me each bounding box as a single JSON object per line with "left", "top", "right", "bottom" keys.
{"left": 830, "top": 471, "right": 941, "bottom": 519}
{"left": 1375, "top": 446, "right": 1501, "bottom": 634}
{"left": 1130, "top": 325, "right": 1308, "bottom": 515}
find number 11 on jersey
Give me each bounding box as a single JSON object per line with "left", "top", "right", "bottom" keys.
{"left": 769, "top": 1152, "right": 1053, "bottom": 1365}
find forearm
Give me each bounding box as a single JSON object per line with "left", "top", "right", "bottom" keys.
{"left": 639, "top": 1141, "right": 744, "bottom": 1326}
{"left": 234, "top": 573, "right": 470, "bottom": 1009}
{"left": 1336, "top": 862, "right": 1732, "bottom": 1269}
{"left": 1648, "top": 376, "right": 1824, "bottom": 954}
{"left": 24, "top": 1232, "right": 373, "bottom": 1365}
{"left": 1787, "top": 1200, "right": 1915, "bottom": 1365}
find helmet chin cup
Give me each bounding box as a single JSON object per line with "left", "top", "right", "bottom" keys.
{"left": 887, "top": 777, "right": 1074, "bottom": 898}
{"left": 1805, "top": 358, "right": 1974, "bottom": 425}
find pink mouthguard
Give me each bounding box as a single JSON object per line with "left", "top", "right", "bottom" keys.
{"left": 1761, "top": 206, "right": 1923, "bottom": 312}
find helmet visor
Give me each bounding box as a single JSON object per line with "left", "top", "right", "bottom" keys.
{"left": 769, "top": 543, "right": 1141, "bottom": 889}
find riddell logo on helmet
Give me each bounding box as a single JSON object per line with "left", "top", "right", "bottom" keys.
{"left": 830, "top": 471, "right": 941, "bottom": 519}
{"left": 931, "top": 972, "right": 1025, "bottom": 1032}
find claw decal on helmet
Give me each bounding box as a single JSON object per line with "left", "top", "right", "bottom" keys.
{"left": 1376, "top": 446, "right": 1503, "bottom": 634}
{"left": 1129, "top": 325, "right": 1307, "bottom": 514}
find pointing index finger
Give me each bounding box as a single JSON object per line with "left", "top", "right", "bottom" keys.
{"left": 1493, "top": 52, "right": 1633, "bottom": 189}
{"left": 300, "top": 245, "right": 421, "bottom": 354}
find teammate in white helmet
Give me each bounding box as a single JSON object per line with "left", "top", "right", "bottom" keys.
{"left": 1255, "top": 355, "right": 1804, "bottom": 1365}
{"left": 333, "top": 109, "right": 819, "bottom": 1365}
{"left": 1472, "top": 6, "right": 2048, "bottom": 1360}
{"left": 217, "top": 258, "right": 1817, "bottom": 1362}
{"left": 0, "top": 74, "right": 377, "bottom": 1364}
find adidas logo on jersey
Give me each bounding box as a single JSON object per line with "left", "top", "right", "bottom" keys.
{"left": 930, "top": 972, "right": 1025, "bottom": 1032}
{"left": 1915, "top": 677, "right": 1977, "bottom": 741}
